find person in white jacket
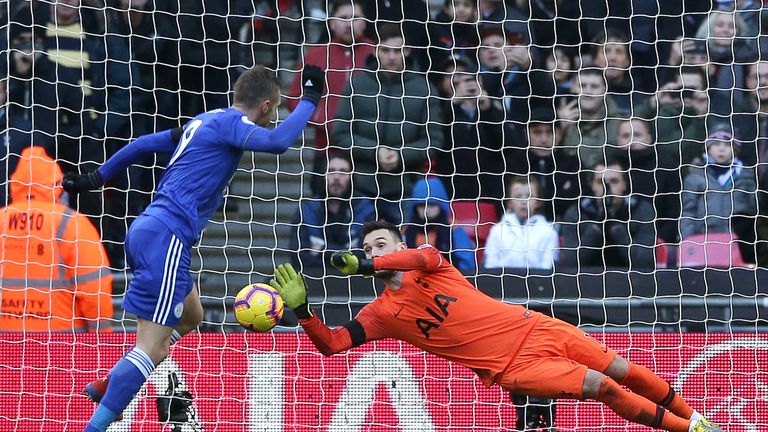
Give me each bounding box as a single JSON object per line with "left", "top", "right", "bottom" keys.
{"left": 484, "top": 176, "right": 559, "bottom": 270}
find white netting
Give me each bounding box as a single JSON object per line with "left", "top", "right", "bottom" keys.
{"left": 0, "top": 0, "right": 766, "bottom": 430}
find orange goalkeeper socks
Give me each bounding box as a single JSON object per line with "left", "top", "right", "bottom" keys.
{"left": 620, "top": 362, "right": 694, "bottom": 420}
{"left": 596, "top": 377, "right": 691, "bottom": 432}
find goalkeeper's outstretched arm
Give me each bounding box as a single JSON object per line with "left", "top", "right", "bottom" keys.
{"left": 269, "top": 263, "right": 363, "bottom": 357}
{"left": 298, "top": 315, "right": 363, "bottom": 357}
{"left": 331, "top": 246, "right": 445, "bottom": 277}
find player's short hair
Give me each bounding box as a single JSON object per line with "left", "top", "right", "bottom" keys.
{"left": 361, "top": 220, "right": 403, "bottom": 243}
{"left": 233, "top": 65, "right": 281, "bottom": 108}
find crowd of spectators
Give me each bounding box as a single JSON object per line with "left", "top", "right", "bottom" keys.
{"left": 290, "top": 0, "right": 768, "bottom": 273}
{"left": 1, "top": 0, "right": 767, "bottom": 275}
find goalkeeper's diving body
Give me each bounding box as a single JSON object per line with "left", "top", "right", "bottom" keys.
{"left": 66, "top": 65, "right": 326, "bottom": 432}
{"left": 270, "top": 220, "right": 722, "bottom": 432}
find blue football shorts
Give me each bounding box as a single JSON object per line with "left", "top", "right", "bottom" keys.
{"left": 122, "top": 215, "right": 193, "bottom": 327}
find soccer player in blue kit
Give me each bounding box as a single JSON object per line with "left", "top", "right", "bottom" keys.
{"left": 63, "top": 65, "right": 325, "bottom": 432}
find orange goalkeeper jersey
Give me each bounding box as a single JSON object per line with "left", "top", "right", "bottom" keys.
{"left": 300, "top": 245, "right": 542, "bottom": 387}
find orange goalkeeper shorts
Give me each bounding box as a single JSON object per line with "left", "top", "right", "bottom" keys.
{"left": 497, "top": 315, "right": 617, "bottom": 400}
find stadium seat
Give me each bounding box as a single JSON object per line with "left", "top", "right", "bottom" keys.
{"left": 450, "top": 201, "right": 499, "bottom": 264}
{"left": 677, "top": 233, "right": 748, "bottom": 269}
{"left": 655, "top": 238, "right": 670, "bottom": 269}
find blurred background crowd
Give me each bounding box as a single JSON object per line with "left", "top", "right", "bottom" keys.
{"left": 2, "top": 0, "right": 767, "bottom": 281}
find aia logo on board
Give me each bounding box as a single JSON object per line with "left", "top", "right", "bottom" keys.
{"left": 674, "top": 339, "right": 768, "bottom": 432}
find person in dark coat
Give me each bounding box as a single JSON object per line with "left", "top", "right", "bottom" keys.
{"left": 559, "top": 159, "right": 657, "bottom": 272}
{"left": 609, "top": 118, "right": 682, "bottom": 242}
{"left": 507, "top": 106, "right": 581, "bottom": 222}
{"left": 434, "top": 54, "right": 506, "bottom": 207}
{"left": 331, "top": 24, "right": 445, "bottom": 224}
{"left": 427, "top": 0, "right": 479, "bottom": 70}
{"left": 290, "top": 153, "right": 376, "bottom": 268}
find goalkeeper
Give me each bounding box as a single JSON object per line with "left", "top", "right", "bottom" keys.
{"left": 66, "top": 65, "right": 325, "bottom": 432}
{"left": 270, "top": 220, "right": 721, "bottom": 432}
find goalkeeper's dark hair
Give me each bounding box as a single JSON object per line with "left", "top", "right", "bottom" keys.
{"left": 234, "top": 65, "right": 281, "bottom": 108}
{"left": 361, "top": 220, "right": 403, "bottom": 243}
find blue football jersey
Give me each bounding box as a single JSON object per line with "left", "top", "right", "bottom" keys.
{"left": 135, "top": 102, "right": 314, "bottom": 245}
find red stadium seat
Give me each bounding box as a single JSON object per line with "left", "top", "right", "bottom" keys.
{"left": 677, "top": 233, "right": 748, "bottom": 269}
{"left": 450, "top": 201, "right": 499, "bottom": 264}
{"left": 655, "top": 238, "right": 670, "bottom": 269}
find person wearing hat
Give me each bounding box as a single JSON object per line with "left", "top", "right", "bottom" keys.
{"left": 402, "top": 177, "right": 476, "bottom": 272}
{"left": 681, "top": 125, "right": 757, "bottom": 241}
{"left": 0, "top": 146, "right": 113, "bottom": 332}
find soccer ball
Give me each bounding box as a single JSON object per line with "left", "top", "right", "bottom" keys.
{"left": 233, "top": 283, "right": 284, "bottom": 332}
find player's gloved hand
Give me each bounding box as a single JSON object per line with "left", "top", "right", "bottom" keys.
{"left": 301, "top": 64, "right": 325, "bottom": 106}
{"left": 62, "top": 171, "right": 104, "bottom": 193}
{"left": 269, "top": 263, "right": 313, "bottom": 319}
{"left": 330, "top": 251, "right": 374, "bottom": 276}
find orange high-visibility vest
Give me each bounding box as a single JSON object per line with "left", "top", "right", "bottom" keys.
{"left": 0, "top": 147, "right": 113, "bottom": 332}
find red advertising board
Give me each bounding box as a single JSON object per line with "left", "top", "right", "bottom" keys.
{"left": 1, "top": 333, "right": 766, "bottom": 431}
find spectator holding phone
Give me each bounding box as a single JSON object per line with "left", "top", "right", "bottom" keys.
{"left": 557, "top": 68, "right": 622, "bottom": 169}
{"left": 635, "top": 66, "right": 709, "bottom": 170}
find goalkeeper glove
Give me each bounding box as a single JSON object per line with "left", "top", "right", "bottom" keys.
{"left": 301, "top": 65, "right": 325, "bottom": 105}
{"left": 269, "top": 263, "right": 313, "bottom": 319}
{"left": 330, "top": 251, "right": 375, "bottom": 276}
{"left": 62, "top": 171, "right": 104, "bottom": 193}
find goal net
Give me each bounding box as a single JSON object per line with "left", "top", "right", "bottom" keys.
{"left": 1, "top": 0, "right": 766, "bottom": 431}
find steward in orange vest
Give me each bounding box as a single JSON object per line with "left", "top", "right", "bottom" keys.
{"left": 0, "top": 147, "right": 113, "bottom": 331}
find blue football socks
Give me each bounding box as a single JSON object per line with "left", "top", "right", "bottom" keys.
{"left": 85, "top": 347, "right": 156, "bottom": 431}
